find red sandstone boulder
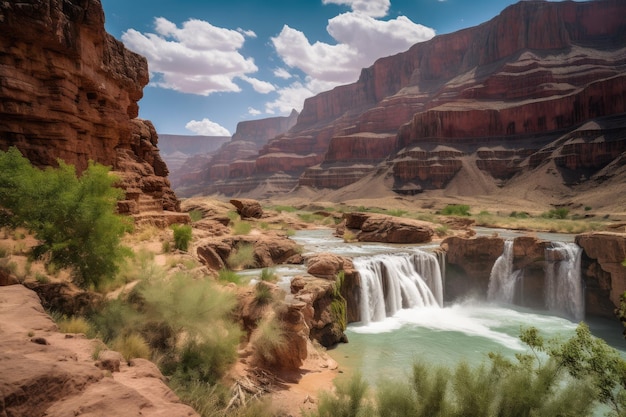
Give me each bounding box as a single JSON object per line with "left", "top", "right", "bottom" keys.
{"left": 306, "top": 253, "right": 355, "bottom": 280}
{"left": 343, "top": 213, "right": 435, "bottom": 244}
{"left": 230, "top": 198, "right": 264, "bottom": 219}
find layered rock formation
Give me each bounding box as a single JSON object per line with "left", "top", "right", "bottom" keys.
{"left": 0, "top": 0, "right": 179, "bottom": 219}
{"left": 159, "top": 134, "right": 229, "bottom": 172}
{"left": 172, "top": 110, "right": 298, "bottom": 196}
{"left": 192, "top": 0, "right": 626, "bottom": 198}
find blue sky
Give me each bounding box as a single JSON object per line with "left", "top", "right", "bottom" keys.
{"left": 101, "top": 0, "right": 525, "bottom": 136}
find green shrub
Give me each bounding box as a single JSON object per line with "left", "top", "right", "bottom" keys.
{"left": 254, "top": 282, "right": 274, "bottom": 305}
{"left": 217, "top": 268, "right": 242, "bottom": 284}
{"left": 252, "top": 317, "right": 287, "bottom": 366}
{"left": 310, "top": 372, "right": 374, "bottom": 417}
{"left": 541, "top": 208, "right": 570, "bottom": 219}
{"left": 259, "top": 268, "right": 277, "bottom": 282}
{"left": 509, "top": 211, "right": 529, "bottom": 219}
{"left": 434, "top": 225, "right": 449, "bottom": 237}
{"left": 584, "top": 206, "right": 592, "bottom": 211}
{"left": 232, "top": 220, "right": 252, "bottom": 235}
{"left": 0, "top": 147, "right": 131, "bottom": 288}
{"left": 90, "top": 298, "right": 143, "bottom": 343}
{"left": 440, "top": 204, "right": 471, "bottom": 216}
{"left": 188, "top": 210, "right": 203, "bottom": 222}
{"left": 112, "top": 332, "right": 151, "bottom": 362}
{"left": 171, "top": 224, "right": 192, "bottom": 251}
{"left": 57, "top": 316, "right": 92, "bottom": 335}
{"left": 227, "top": 243, "right": 256, "bottom": 269}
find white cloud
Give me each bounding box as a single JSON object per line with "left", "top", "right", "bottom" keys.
{"left": 248, "top": 107, "right": 262, "bottom": 116}
{"left": 269, "top": 5, "right": 436, "bottom": 115}
{"left": 122, "top": 17, "right": 259, "bottom": 96}
{"left": 273, "top": 67, "right": 293, "bottom": 80}
{"left": 322, "top": 0, "right": 390, "bottom": 18}
{"left": 237, "top": 28, "right": 257, "bottom": 38}
{"left": 185, "top": 118, "right": 231, "bottom": 136}
{"left": 239, "top": 75, "right": 276, "bottom": 94}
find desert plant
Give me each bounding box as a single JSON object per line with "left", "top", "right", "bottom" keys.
{"left": 111, "top": 332, "right": 151, "bottom": 362}
{"left": 188, "top": 210, "right": 203, "bottom": 222}
{"left": 171, "top": 224, "right": 192, "bottom": 251}
{"left": 227, "top": 243, "right": 256, "bottom": 269}
{"left": 343, "top": 230, "right": 357, "bottom": 242}
{"left": 440, "top": 204, "right": 471, "bottom": 216}
{"left": 541, "top": 208, "right": 570, "bottom": 219}
{"left": 232, "top": 220, "right": 252, "bottom": 235}
{"left": 435, "top": 225, "right": 449, "bottom": 237}
{"left": 254, "top": 282, "right": 274, "bottom": 305}
{"left": 217, "top": 268, "right": 242, "bottom": 284}
{"left": 57, "top": 316, "right": 92, "bottom": 335}
{"left": 252, "top": 316, "right": 287, "bottom": 366}
{"left": 309, "top": 372, "right": 374, "bottom": 417}
{"left": 259, "top": 268, "right": 277, "bottom": 282}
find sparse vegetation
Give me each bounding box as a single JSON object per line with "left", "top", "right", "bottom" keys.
{"left": 188, "top": 210, "right": 203, "bottom": 222}
{"left": 232, "top": 220, "right": 252, "bottom": 235}
{"left": 435, "top": 225, "right": 449, "bottom": 237}
{"left": 217, "top": 268, "right": 243, "bottom": 284}
{"left": 111, "top": 332, "right": 151, "bottom": 363}
{"left": 252, "top": 316, "right": 287, "bottom": 367}
{"left": 172, "top": 224, "right": 193, "bottom": 251}
{"left": 541, "top": 207, "right": 570, "bottom": 219}
{"left": 254, "top": 281, "right": 274, "bottom": 305}
{"left": 57, "top": 315, "right": 92, "bottom": 335}
{"left": 259, "top": 268, "right": 277, "bottom": 282}
{"left": 227, "top": 243, "right": 256, "bottom": 269}
{"left": 440, "top": 204, "right": 471, "bottom": 216}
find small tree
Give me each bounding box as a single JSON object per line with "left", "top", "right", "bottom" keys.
{"left": 0, "top": 147, "right": 130, "bottom": 288}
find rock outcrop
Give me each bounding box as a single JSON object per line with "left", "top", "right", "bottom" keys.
{"left": 186, "top": 0, "right": 626, "bottom": 198}
{"left": 339, "top": 212, "right": 435, "bottom": 244}
{"left": 158, "top": 134, "right": 229, "bottom": 172}
{"left": 0, "top": 0, "right": 180, "bottom": 220}
{"left": 0, "top": 285, "right": 197, "bottom": 417}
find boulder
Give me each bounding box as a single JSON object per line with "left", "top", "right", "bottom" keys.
{"left": 343, "top": 212, "right": 435, "bottom": 244}
{"left": 306, "top": 253, "right": 355, "bottom": 280}
{"left": 230, "top": 198, "right": 264, "bottom": 219}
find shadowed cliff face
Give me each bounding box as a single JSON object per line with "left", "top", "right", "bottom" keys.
{"left": 0, "top": 0, "right": 179, "bottom": 214}
{"left": 200, "top": 0, "right": 626, "bottom": 196}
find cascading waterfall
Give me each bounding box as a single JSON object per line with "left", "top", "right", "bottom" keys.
{"left": 545, "top": 242, "right": 584, "bottom": 322}
{"left": 487, "top": 240, "right": 523, "bottom": 304}
{"left": 353, "top": 250, "right": 443, "bottom": 325}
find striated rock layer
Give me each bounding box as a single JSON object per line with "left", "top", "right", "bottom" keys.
{"left": 193, "top": 0, "right": 626, "bottom": 196}
{"left": 0, "top": 0, "right": 179, "bottom": 217}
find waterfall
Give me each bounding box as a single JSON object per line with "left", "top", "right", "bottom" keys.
{"left": 545, "top": 242, "right": 584, "bottom": 322}
{"left": 353, "top": 250, "right": 443, "bottom": 325}
{"left": 487, "top": 240, "right": 523, "bottom": 304}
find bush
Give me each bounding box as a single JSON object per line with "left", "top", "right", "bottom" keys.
{"left": 57, "top": 316, "right": 92, "bottom": 335}
{"left": 0, "top": 147, "right": 131, "bottom": 288}
{"left": 232, "top": 220, "right": 252, "bottom": 235}
{"left": 254, "top": 282, "right": 274, "bottom": 305}
{"left": 217, "top": 268, "right": 242, "bottom": 284}
{"left": 252, "top": 317, "right": 287, "bottom": 367}
{"left": 111, "top": 332, "right": 151, "bottom": 362}
{"left": 541, "top": 208, "right": 570, "bottom": 219}
{"left": 227, "top": 243, "right": 256, "bottom": 269}
{"left": 440, "top": 204, "right": 471, "bottom": 216}
{"left": 259, "top": 268, "right": 277, "bottom": 282}
{"left": 188, "top": 210, "right": 203, "bottom": 222}
{"left": 171, "top": 224, "right": 192, "bottom": 251}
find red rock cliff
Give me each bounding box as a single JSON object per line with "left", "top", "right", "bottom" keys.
{"left": 0, "top": 0, "right": 179, "bottom": 215}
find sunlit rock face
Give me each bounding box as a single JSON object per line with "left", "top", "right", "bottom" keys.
{"left": 0, "top": 0, "right": 179, "bottom": 215}
{"left": 188, "top": 0, "right": 626, "bottom": 196}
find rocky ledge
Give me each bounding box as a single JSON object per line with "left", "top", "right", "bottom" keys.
{"left": 0, "top": 285, "right": 197, "bottom": 417}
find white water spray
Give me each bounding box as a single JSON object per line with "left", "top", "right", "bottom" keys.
{"left": 353, "top": 250, "right": 443, "bottom": 325}
{"left": 487, "top": 240, "right": 523, "bottom": 304}
{"left": 545, "top": 242, "right": 584, "bottom": 322}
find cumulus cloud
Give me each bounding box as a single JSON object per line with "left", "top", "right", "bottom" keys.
{"left": 248, "top": 107, "right": 262, "bottom": 116}
{"left": 185, "top": 118, "right": 231, "bottom": 136}
{"left": 269, "top": 1, "right": 436, "bottom": 114}
{"left": 239, "top": 75, "right": 276, "bottom": 94}
{"left": 322, "top": 0, "right": 390, "bottom": 18}
{"left": 273, "top": 67, "right": 293, "bottom": 80}
{"left": 122, "top": 17, "right": 259, "bottom": 96}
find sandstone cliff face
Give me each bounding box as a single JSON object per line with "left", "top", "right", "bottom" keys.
{"left": 0, "top": 0, "right": 178, "bottom": 216}
{"left": 193, "top": 0, "right": 626, "bottom": 196}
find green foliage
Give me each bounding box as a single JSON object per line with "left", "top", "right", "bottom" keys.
{"left": 57, "top": 316, "right": 92, "bottom": 335}
{"left": 227, "top": 243, "right": 256, "bottom": 269}
{"left": 440, "top": 204, "right": 471, "bottom": 216}
{"left": 254, "top": 282, "right": 274, "bottom": 305}
{"left": 435, "top": 225, "right": 449, "bottom": 237}
{"left": 259, "top": 268, "right": 277, "bottom": 282}
{"left": 217, "top": 268, "right": 243, "bottom": 284}
{"left": 112, "top": 332, "right": 151, "bottom": 362}
{"left": 312, "top": 323, "right": 624, "bottom": 417}
{"left": 309, "top": 372, "right": 375, "bottom": 417}
{"left": 541, "top": 208, "right": 570, "bottom": 219}
{"left": 331, "top": 271, "right": 348, "bottom": 332}
{"left": 171, "top": 224, "right": 192, "bottom": 251}
{"left": 0, "top": 147, "right": 131, "bottom": 288}
{"left": 252, "top": 316, "right": 287, "bottom": 366}
{"left": 269, "top": 205, "right": 297, "bottom": 213}
{"left": 188, "top": 210, "right": 203, "bottom": 222}
{"left": 509, "top": 211, "right": 529, "bottom": 219}
{"left": 232, "top": 220, "right": 252, "bottom": 235}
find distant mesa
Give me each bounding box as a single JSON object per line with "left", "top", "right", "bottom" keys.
{"left": 176, "top": 0, "right": 626, "bottom": 203}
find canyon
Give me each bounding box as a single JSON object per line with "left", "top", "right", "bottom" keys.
{"left": 185, "top": 0, "right": 626, "bottom": 208}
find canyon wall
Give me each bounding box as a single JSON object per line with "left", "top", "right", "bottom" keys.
{"left": 195, "top": 0, "right": 626, "bottom": 197}
{"left": 0, "top": 0, "right": 179, "bottom": 216}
